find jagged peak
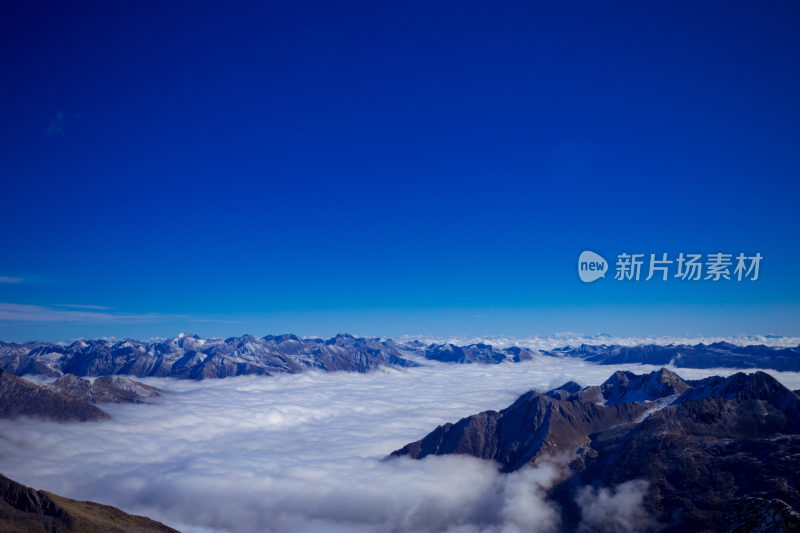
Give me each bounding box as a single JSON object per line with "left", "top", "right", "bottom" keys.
{"left": 601, "top": 370, "right": 635, "bottom": 387}
{"left": 548, "top": 381, "right": 582, "bottom": 394}
{"left": 599, "top": 369, "right": 690, "bottom": 405}
{"left": 709, "top": 341, "right": 739, "bottom": 349}
{"left": 469, "top": 342, "right": 493, "bottom": 349}
{"left": 677, "top": 371, "right": 792, "bottom": 403}
{"left": 262, "top": 333, "right": 300, "bottom": 343}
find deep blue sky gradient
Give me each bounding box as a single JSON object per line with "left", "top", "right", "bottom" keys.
{"left": 1, "top": 2, "right": 799, "bottom": 341}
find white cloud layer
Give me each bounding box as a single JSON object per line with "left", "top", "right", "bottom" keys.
{"left": 1, "top": 357, "right": 799, "bottom": 532}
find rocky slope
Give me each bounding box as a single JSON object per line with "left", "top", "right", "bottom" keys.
{"left": 0, "top": 472, "right": 179, "bottom": 532}
{"left": 0, "top": 371, "right": 163, "bottom": 421}
{"left": 392, "top": 369, "right": 800, "bottom": 532}
{"left": 0, "top": 370, "right": 109, "bottom": 422}
{"left": 50, "top": 374, "right": 165, "bottom": 404}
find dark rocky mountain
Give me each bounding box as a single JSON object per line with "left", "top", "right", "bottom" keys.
{"left": 392, "top": 385, "right": 651, "bottom": 472}
{"left": 548, "top": 341, "right": 800, "bottom": 371}
{"left": 0, "top": 472, "right": 179, "bottom": 532}
{"left": 0, "top": 369, "right": 109, "bottom": 422}
{"left": 0, "top": 333, "right": 418, "bottom": 380}
{"left": 392, "top": 369, "right": 800, "bottom": 532}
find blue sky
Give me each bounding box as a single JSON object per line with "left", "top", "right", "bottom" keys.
{"left": 1, "top": 2, "right": 799, "bottom": 341}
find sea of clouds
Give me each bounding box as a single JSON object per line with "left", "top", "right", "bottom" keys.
{"left": 1, "top": 357, "right": 799, "bottom": 532}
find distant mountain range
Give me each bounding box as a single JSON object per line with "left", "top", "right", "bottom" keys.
{"left": 422, "top": 340, "right": 800, "bottom": 370}
{"left": 0, "top": 333, "right": 419, "bottom": 380}
{"left": 1, "top": 334, "right": 798, "bottom": 380}
{"left": 0, "top": 472, "right": 178, "bottom": 532}
{"left": 544, "top": 341, "right": 800, "bottom": 371}
{"left": 391, "top": 368, "right": 800, "bottom": 532}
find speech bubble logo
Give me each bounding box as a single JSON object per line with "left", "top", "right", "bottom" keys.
{"left": 578, "top": 251, "right": 607, "bottom": 283}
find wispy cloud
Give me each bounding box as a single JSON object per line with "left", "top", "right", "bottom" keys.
{"left": 0, "top": 303, "right": 178, "bottom": 323}
{"left": 0, "top": 276, "right": 25, "bottom": 284}
{"left": 53, "top": 303, "right": 113, "bottom": 311}
{"left": 576, "top": 480, "right": 653, "bottom": 533}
